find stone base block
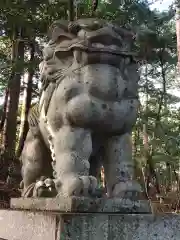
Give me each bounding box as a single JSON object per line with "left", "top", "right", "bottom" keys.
{"left": 10, "top": 197, "right": 151, "bottom": 213}
{"left": 0, "top": 210, "right": 180, "bottom": 239}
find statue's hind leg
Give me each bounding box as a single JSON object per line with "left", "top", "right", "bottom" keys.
{"left": 103, "top": 133, "right": 141, "bottom": 199}
{"left": 21, "top": 129, "right": 53, "bottom": 197}
{"left": 52, "top": 126, "right": 97, "bottom": 197}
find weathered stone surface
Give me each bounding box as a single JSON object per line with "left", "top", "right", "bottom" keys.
{"left": 21, "top": 18, "right": 142, "bottom": 199}
{"left": 108, "top": 214, "right": 180, "bottom": 240}
{"left": 61, "top": 214, "right": 180, "bottom": 240}
{"left": 11, "top": 197, "right": 151, "bottom": 213}
{"left": 1, "top": 209, "right": 180, "bottom": 240}
{"left": 0, "top": 210, "right": 56, "bottom": 240}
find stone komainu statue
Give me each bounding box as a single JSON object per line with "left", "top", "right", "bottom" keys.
{"left": 21, "top": 18, "right": 141, "bottom": 198}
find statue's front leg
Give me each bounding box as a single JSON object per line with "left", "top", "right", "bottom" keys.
{"left": 52, "top": 126, "right": 97, "bottom": 197}
{"left": 103, "top": 133, "right": 141, "bottom": 199}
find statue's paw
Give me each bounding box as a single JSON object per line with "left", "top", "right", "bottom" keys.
{"left": 56, "top": 175, "right": 83, "bottom": 197}
{"left": 33, "top": 177, "right": 57, "bottom": 197}
{"left": 112, "top": 180, "right": 142, "bottom": 199}
{"left": 80, "top": 176, "right": 97, "bottom": 196}
{"left": 55, "top": 175, "right": 98, "bottom": 197}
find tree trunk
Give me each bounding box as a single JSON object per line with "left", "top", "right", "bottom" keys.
{"left": 142, "top": 64, "right": 151, "bottom": 197}
{"left": 176, "top": 0, "right": 180, "bottom": 72}
{"left": 68, "top": 0, "right": 74, "bottom": 20}
{"left": 142, "top": 123, "right": 150, "bottom": 196}
{"left": 173, "top": 168, "right": 180, "bottom": 192}
{"left": 0, "top": 87, "right": 9, "bottom": 132}
{"left": 4, "top": 30, "right": 24, "bottom": 162}
{"left": 0, "top": 87, "right": 9, "bottom": 152}
{"left": 142, "top": 62, "right": 161, "bottom": 198}
{"left": 160, "top": 53, "right": 171, "bottom": 192}
{"left": 16, "top": 43, "right": 35, "bottom": 159}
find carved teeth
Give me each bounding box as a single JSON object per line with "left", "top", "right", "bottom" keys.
{"left": 91, "top": 43, "right": 105, "bottom": 48}
{"left": 91, "top": 43, "right": 121, "bottom": 51}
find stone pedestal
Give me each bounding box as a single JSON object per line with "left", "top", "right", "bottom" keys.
{"left": 10, "top": 197, "right": 151, "bottom": 213}
{"left": 0, "top": 197, "right": 177, "bottom": 239}
{"left": 1, "top": 197, "right": 178, "bottom": 240}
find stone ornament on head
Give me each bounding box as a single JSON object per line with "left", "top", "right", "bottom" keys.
{"left": 21, "top": 18, "right": 141, "bottom": 200}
